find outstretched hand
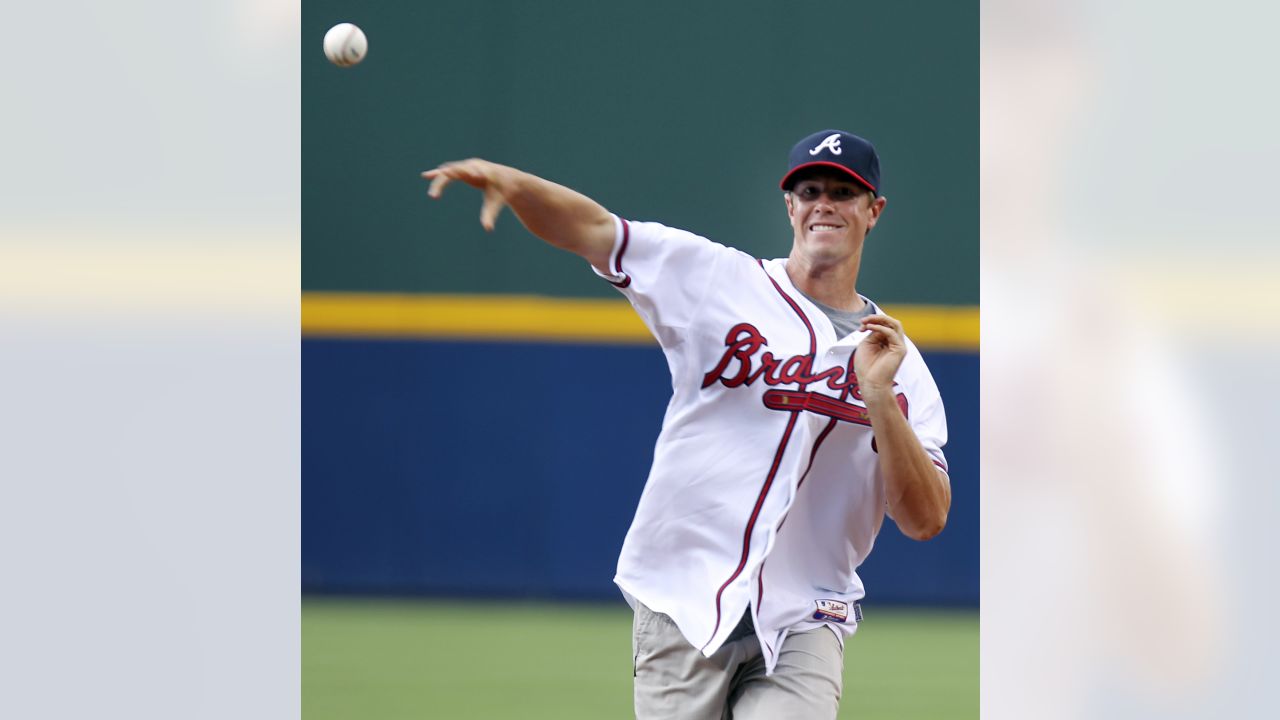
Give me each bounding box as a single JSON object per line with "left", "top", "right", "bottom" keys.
{"left": 419, "top": 158, "right": 616, "bottom": 272}
{"left": 853, "top": 313, "right": 908, "bottom": 399}
{"left": 421, "top": 159, "right": 512, "bottom": 231}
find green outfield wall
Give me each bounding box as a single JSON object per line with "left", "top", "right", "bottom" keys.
{"left": 304, "top": 0, "right": 977, "bottom": 305}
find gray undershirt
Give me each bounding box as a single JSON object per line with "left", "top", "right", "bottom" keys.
{"left": 799, "top": 292, "right": 878, "bottom": 340}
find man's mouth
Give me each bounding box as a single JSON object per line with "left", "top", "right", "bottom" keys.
{"left": 809, "top": 223, "right": 843, "bottom": 232}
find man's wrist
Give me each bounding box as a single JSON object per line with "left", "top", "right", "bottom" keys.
{"left": 860, "top": 385, "right": 899, "bottom": 412}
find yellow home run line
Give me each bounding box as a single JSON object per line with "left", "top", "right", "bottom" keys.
{"left": 302, "top": 293, "right": 979, "bottom": 351}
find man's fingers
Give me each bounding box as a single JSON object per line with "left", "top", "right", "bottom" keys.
{"left": 861, "top": 321, "right": 889, "bottom": 340}
{"left": 422, "top": 160, "right": 503, "bottom": 230}
{"left": 480, "top": 188, "right": 506, "bottom": 231}
{"left": 861, "top": 313, "right": 903, "bottom": 332}
{"left": 860, "top": 314, "right": 905, "bottom": 342}
{"left": 426, "top": 172, "right": 453, "bottom": 199}
{"left": 860, "top": 320, "right": 901, "bottom": 346}
{"left": 425, "top": 160, "right": 497, "bottom": 188}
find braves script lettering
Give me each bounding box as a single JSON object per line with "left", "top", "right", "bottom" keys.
{"left": 701, "top": 323, "right": 910, "bottom": 422}
{"left": 701, "top": 323, "right": 861, "bottom": 398}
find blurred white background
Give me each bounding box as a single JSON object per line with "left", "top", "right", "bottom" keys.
{"left": 0, "top": 1, "right": 299, "bottom": 718}
{"left": 983, "top": 0, "right": 1279, "bottom": 717}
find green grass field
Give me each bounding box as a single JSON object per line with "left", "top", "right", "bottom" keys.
{"left": 303, "top": 599, "right": 977, "bottom": 719}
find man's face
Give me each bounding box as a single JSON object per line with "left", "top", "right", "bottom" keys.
{"left": 785, "top": 173, "right": 886, "bottom": 264}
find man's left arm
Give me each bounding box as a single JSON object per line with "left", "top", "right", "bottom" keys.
{"left": 855, "top": 314, "right": 951, "bottom": 541}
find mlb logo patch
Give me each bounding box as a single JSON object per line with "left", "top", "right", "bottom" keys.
{"left": 813, "top": 599, "right": 850, "bottom": 623}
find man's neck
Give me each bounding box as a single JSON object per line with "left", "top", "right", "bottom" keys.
{"left": 784, "top": 253, "right": 864, "bottom": 312}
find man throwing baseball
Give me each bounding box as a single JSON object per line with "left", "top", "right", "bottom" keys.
{"left": 422, "top": 129, "right": 950, "bottom": 719}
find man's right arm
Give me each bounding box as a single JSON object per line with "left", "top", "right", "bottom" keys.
{"left": 422, "top": 159, "right": 615, "bottom": 273}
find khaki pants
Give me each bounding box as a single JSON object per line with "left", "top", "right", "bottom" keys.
{"left": 632, "top": 602, "right": 843, "bottom": 720}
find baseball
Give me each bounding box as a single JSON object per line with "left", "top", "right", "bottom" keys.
{"left": 323, "top": 23, "right": 368, "bottom": 67}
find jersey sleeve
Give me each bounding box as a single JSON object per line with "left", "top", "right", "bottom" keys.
{"left": 899, "top": 338, "right": 950, "bottom": 474}
{"left": 590, "top": 215, "right": 729, "bottom": 334}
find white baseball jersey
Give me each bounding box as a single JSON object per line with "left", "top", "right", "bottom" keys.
{"left": 594, "top": 216, "right": 949, "bottom": 675}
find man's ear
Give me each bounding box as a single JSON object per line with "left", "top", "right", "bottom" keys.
{"left": 872, "top": 195, "right": 887, "bottom": 215}
{"left": 784, "top": 192, "right": 795, "bottom": 219}
{"left": 866, "top": 195, "right": 887, "bottom": 234}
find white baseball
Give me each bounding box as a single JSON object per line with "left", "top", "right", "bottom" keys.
{"left": 323, "top": 23, "right": 368, "bottom": 67}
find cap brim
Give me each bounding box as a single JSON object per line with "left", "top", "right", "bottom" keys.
{"left": 779, "top": 161, "right": 877, "bottom": 194}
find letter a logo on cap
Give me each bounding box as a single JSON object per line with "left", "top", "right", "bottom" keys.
{"left": 809, "top": 133, "right": 843, "bottom": 156}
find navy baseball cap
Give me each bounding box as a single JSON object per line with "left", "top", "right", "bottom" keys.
{"left": 779, "top": 129, "right": 881, "bottom": 196}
